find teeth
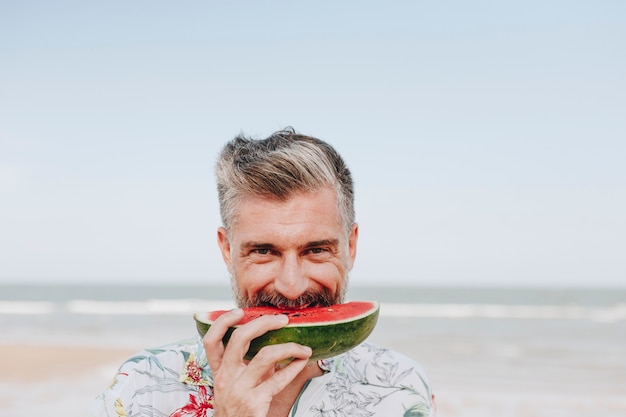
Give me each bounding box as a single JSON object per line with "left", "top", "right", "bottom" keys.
{"left": 276, "top": 304, "right": 311, "bottom": 310}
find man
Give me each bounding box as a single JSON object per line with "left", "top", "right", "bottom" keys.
{"left": 91, "top": 128, "right": 436, "bottom": 417}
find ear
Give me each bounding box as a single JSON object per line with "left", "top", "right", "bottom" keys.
{"left": 217, "top": 226, "right": 233, "bottom": 272}
{"left": 348, "top": 223, "right": 359, "bottom": 270}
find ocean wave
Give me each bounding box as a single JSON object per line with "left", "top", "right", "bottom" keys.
{"left": 379, "top": 303, "right": 626, "bottom": 322}
{"left": 0, "top": 301, "right": 57, "bottom": 315}
{"left": 66, "top": 299, "right": 236, "bottom": 315}
{"left": 1, "top": 300, "right": 625, "bottom": 322}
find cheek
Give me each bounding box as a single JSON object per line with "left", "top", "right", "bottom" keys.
{"left": 306, "top": 262, "right": 345, "bottom": 288}
{"left": 233, "top": 262, "right": 277, "bottom": 293}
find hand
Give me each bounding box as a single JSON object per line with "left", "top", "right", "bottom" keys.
{"left": 204, "top": 308, "right": 313, "bottom": 417}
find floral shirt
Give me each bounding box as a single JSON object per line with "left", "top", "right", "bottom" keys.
{"left": 90, "top": 337, "right": 436, "bottom": 417}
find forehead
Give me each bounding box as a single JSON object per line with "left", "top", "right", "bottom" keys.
{"left": 230, "top": 188, "right": 342, "bottom": 242}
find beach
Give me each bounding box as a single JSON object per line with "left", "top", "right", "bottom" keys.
{"left": 383, "top": 316, "right": 626, "bottom": 416}
{"left": 0, "top": 344, "right": 135, "bottom": 416}
{"left": 1, "top": 284, "right": 625, "bottom": 416}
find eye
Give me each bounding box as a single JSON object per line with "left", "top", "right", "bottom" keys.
{"left": 253, "top": 248, "right": 271, "bottom": 255}
{"left": 305, "top": 247, "right": 327, "bottom": 256}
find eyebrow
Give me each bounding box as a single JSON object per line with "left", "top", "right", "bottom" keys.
{"left": 304, "top": 239, "right": 340, "bottom": 249}
{"left": 241, "top": 239, "right": 340, "bottom": 251}
{"left": 241, "top": 242, "right": 276, "bottom": 251}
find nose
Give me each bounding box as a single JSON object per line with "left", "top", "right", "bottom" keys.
{"left": 274, "top": 253, "right": 309, "bottom": 300}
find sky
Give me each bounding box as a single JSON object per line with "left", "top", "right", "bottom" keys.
{"left": 1, "top": 1, "right": 625, "bottom": 287}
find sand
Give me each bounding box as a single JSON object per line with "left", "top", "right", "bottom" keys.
{"left": 0, "top": 344, "right": 136, "bottom": 382}
{"left": 0, "top": 344, "right": 136, "bottom": 417}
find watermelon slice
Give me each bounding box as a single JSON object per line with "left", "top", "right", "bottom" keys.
{"left": 194, "top": 301, "right": 379, "bottom": 361}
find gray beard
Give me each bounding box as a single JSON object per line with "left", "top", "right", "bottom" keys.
{"left": 231, "top": 276, "right": 348, "bottom": 308}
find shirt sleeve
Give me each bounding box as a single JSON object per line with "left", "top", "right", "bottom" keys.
{"left": 88, "top": 345, "right": 196, "bottom": 417}
{"left": 89, "top": 360, "right": 136, "bottom": 417}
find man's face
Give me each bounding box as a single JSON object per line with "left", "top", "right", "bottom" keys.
{"left": 217, "top": 187, "right": 358, "bottom": 308}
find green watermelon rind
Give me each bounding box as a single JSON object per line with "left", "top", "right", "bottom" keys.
{"left": 194, "top": 301, "right": 379, "bottom": 361}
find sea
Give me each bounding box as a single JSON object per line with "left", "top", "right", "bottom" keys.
{"left": 1, "top": 283, "right": 625, "bottom": 348}
{"left": 1, "top": 283, "right": 625, "bottom": 416}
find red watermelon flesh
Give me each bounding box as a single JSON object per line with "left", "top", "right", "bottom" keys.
{"left": 194, "top": 301, "right": 379, "bottom": 361}
{"left": 204, "top": 301, "right": 376, "bottom": 326}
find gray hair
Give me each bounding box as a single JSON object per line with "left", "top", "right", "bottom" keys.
{"left": 215, "top": 128, "right": 355, "bottom": 235}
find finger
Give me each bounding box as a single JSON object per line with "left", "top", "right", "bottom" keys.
{"left": 204, "top": 308, "right": 245, "bottom": 370}
{"left": 262, "top": 355, "right": 312, "bottom": 397}
{"left": 244, "top": 343, "right": 312, "bottom": 385}
{"left": 221, "top": 314, "right": 290, "bottom": 366}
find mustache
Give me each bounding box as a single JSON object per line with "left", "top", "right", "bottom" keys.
{"left": 241, "top": 288, "right": 340, "bottom": 309}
